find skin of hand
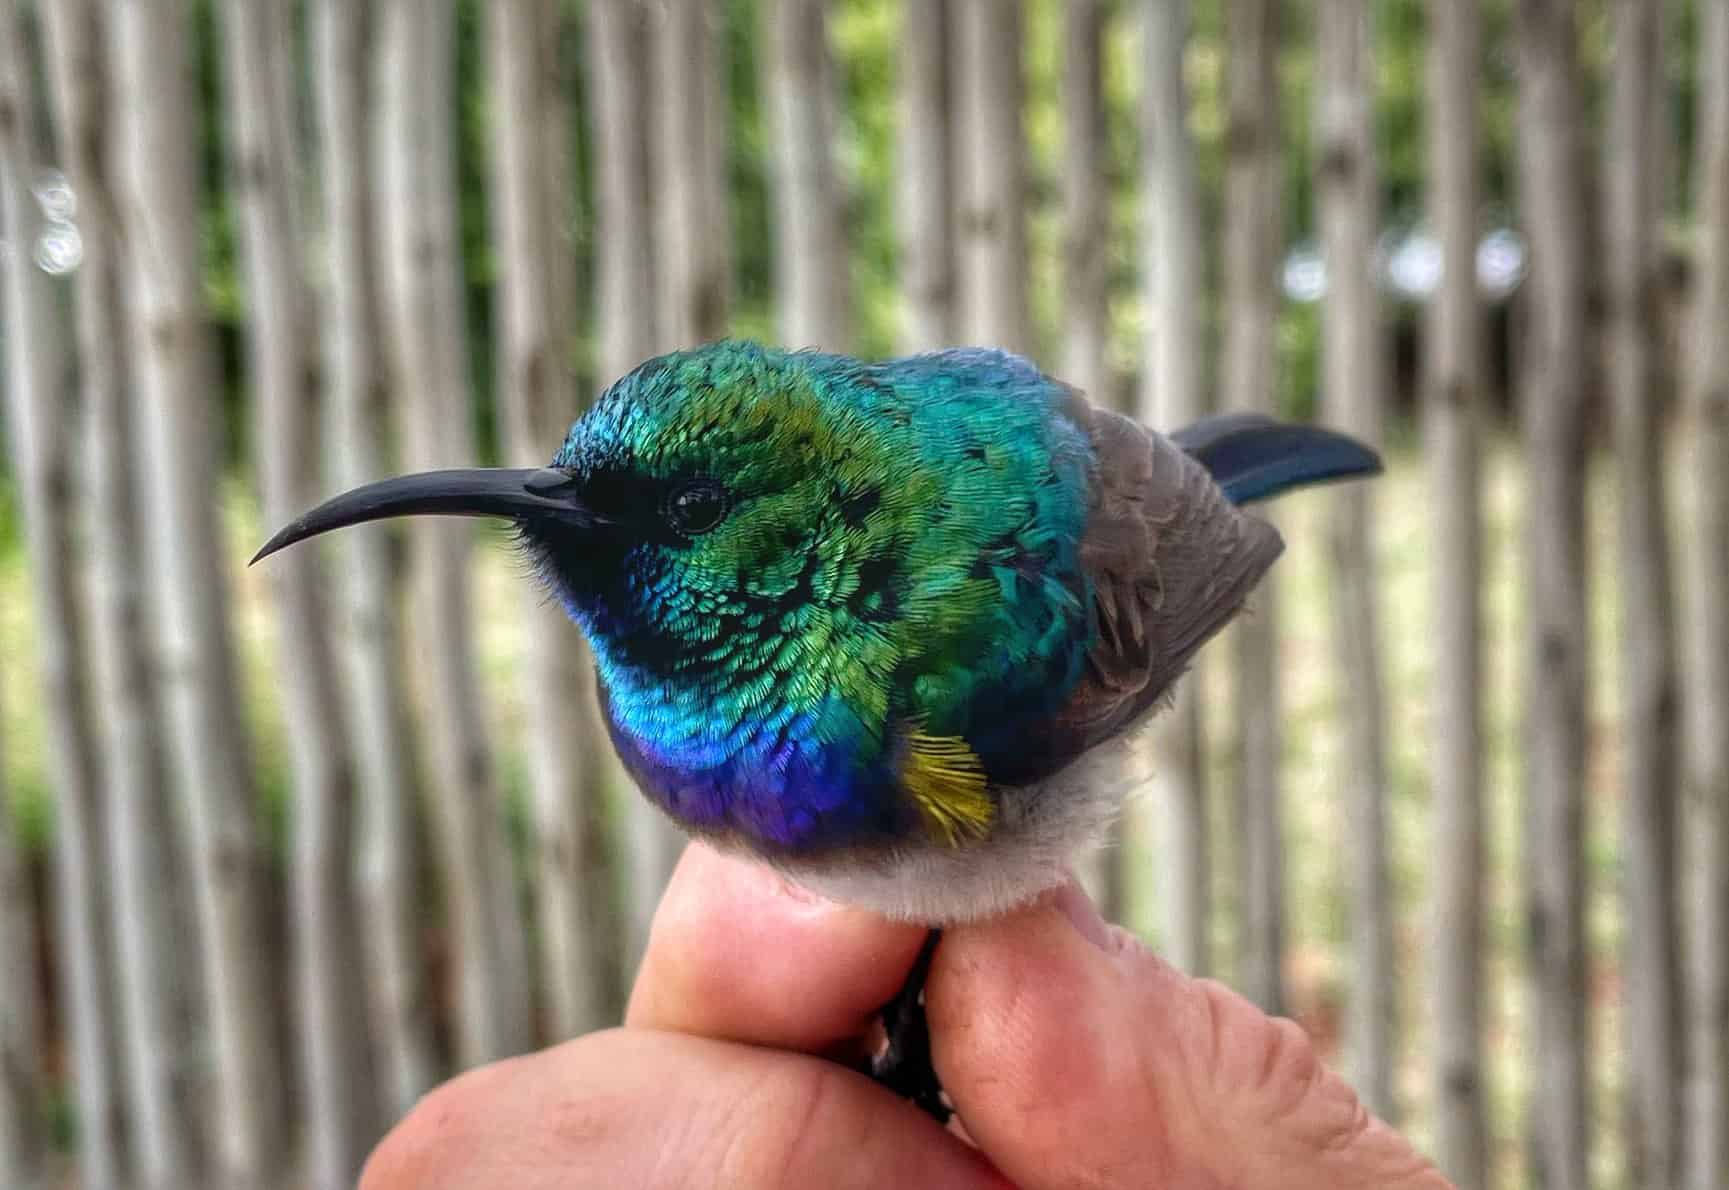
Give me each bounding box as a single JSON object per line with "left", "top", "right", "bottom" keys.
{"left": 359, "top": 845, "right": 1453, "bottom": 1190}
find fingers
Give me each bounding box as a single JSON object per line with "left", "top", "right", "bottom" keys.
{"left": 928, "top": 883, "right": 1453, "bottom": 1190}
{"left": 622, "top": 846, "right": 1446, "bottom": 1189}
{"left": 627, "top": 843, "right": 929, "bottom": 1052}
{"left": 359, "top": 1029, "right": 1012, "bottom": 1190}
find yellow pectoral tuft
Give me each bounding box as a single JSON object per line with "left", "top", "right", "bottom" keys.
{"left": 898, "top": 728, "right": 995, "bottom": 846}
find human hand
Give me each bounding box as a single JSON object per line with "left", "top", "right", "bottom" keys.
{"left": 360, "top": 844, "right": 1451, "bottom": 1189}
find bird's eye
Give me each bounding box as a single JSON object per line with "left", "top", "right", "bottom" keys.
{"left": 665, "top": 478, "right": 729, "bottom": 535}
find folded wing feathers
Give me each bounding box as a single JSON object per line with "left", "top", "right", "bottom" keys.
{"left": 1067, "top": 402, "right": 1283, "bottom": 744}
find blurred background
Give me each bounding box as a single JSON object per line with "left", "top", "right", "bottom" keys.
{"left": 0, "top": 0, "right": 1724, "bottom": 1188}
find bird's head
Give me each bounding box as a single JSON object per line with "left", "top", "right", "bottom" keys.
{"left": 521, "top": 344, "right": 951, "bottom": 670}
{"left": 255, "top": 341, "right": 952, "bottom": 719}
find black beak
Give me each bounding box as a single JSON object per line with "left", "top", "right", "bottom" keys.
{"left": 251, "top": 467, "right": 590, "bottom": 565}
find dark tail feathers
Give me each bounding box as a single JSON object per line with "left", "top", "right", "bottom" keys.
{"left": 1172, "top": 413, "right": 1383, "bottom": 506}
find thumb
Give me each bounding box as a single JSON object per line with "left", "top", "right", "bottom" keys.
{"left": 927, "top": 884, "right": 1452, "bottom": 1190}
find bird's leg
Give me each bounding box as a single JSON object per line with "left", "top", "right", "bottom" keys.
{"left": 869, "top": 928, "right": 951, "bottom": 1123}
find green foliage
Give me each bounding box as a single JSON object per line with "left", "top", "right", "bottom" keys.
{"left": 192, "top": 0, "right": 247, "bottom": 467}
{"left": 834, "top": 0, "right": 900, "bottom": 358}
{"left": 562, "top": 0, "right": 601, "bottom": 394}
{"left": 1279, "top": 302, "right": 1323, "bottom": 421}
{"left": 458, "top": 0, "right": 500, "bottom": 463}
{"left": 1376, "top": 0, "right": 1426, "bottom": 219}
{"left": 0, "top": 479, "right": 52, "bottom": 854}
{"left": 725, "top": 0, "right": 775, "bottom": 340}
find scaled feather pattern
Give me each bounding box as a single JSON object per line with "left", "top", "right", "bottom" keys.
{"left": 522, "top": 341, "right": 1278, "bottom": 891}
{"left": 256, "top": 336, "right": 1377, "bottom": 921}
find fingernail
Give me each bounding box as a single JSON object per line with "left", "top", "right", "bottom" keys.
{"left": 1052, "top": 881, "right": 1113, "bottom": 950}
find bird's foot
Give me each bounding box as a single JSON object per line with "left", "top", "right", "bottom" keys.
{"left": 869, "top": 928, "right": 951, "bottom": 1124}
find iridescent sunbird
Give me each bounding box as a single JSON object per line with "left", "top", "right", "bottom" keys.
{"left": 255, "top": 340, "right": 1381, "bottom": 1120}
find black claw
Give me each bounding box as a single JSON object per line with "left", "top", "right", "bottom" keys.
{"left": 870, "top": 929, "right": 951, "bottom": 1124}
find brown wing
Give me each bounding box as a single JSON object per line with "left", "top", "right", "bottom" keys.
{"left": 999, "top": 389, "right": 1283, "bottom": 784}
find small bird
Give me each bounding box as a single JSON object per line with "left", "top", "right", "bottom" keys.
{"left": 256, "top": 340, "right": 1379, "bottom": 1117}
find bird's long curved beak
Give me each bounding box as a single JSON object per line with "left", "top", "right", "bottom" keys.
{"left": 251, "top": 467, "right": 590, "bottom": 565}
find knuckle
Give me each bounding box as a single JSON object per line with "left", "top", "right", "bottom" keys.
{"left": 1253, "top": 1017, "right": 1326, "bottom": 1121}
{"left": 1188, "top": 978, "right": 1268, "bottom": 1077}
{"left": 1189, "top": 979, "right": 1334, "bottom": 1127}
{"left": 1244, "top": 1014, "right": 1375, "bottom": 1157}
{"left": 1192, "top": 978, "right": 1235, "bottom": 1073}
